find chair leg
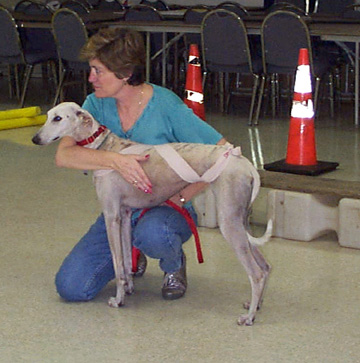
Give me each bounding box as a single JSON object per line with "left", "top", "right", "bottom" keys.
{"left": 253, "top": 75, "right": 266, "bottom": 126}
{"left": 20, "top": 64, "right": 33, "bottom": 108}
{"left": 82, "top": 71, "right": 86, "bottom": 101}
{"left": 224, "top": 73, "right": 232, "bottom": 113}
{"left": 219, "top": 72, "right": 225, "bottom": 113}
{"left": 286, "top": 74, "right": 293, "bottom": 114}
{"left": 50, "top": 61, "right": 59, "bottom": 99}
{"left": 53, "top": 67, "right": 66, "bottom": 107}
{"left": 7, "top": 65, "right": 13, "bottom": 98}
{"left": 248, "top": 74, "right": 260, "bottom": 126}
{"left": 328, "top": 72, "right": 334, "bottom": 118}
{"left": 313, "top": 76, "right": 321, "bottom": 116}
{"left": 271, "top": 73, "right": 277, "bottom": 119}
{"left": 202, "top": 71, "right": 207, "bottom": 92}
{"left": 14, "top": 64, "right": 21, "bottom": 100}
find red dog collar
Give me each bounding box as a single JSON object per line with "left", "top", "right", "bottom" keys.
{"left": 77, "top": 125, "right": 108, "bottom": 146}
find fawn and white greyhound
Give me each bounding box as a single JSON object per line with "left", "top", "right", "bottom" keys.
{"left": 32, "top": 102, "right": 272, "bottom": 326}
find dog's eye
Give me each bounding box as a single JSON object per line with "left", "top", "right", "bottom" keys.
{"left": 53, "top": 116, "right": 62, "bottom": 122}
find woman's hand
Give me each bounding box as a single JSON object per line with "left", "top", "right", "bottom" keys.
{"left": 167, "top": 182, "right": 209, "bottom": 207}
{"left": 110, "top": 153, "right": 152, "bottom": 193}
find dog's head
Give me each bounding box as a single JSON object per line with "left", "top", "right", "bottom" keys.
{"left": 32, "top": 102, "right": 99, "bottom": 145}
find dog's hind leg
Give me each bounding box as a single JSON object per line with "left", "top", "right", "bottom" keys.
{"left": 242, "top": 199, "right": 271, "bottom": 312}
{"left": 217, "top": 196, "right": 268, "bottom": 326}
{"left": 243, "top": 244, "right": 271, "bottom": 311}
{"left": 220, "top": 223, "right": 267, "bottom": 325}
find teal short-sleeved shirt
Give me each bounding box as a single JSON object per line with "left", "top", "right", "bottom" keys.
{"left": 82, "top": 83, "right": 223, "bottom": 145}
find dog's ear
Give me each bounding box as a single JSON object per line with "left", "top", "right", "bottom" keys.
{"left": 76, "top": 110, "right": 93, "bottom": 128}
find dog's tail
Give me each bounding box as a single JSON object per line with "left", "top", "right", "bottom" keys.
{"left": 247, "top": 219, "right": 273, "bottom": 246}
{"left": 239, "top": 155, "right": 272, "bottom": 246}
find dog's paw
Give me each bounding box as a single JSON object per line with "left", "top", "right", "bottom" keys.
{"left": 108, "top": 297, "right": 124, "bottom": 308}
{"left": 125, "top": 281, "right": 134, "bottom": 295}
{"left": 237, "top": 314, "right": 255, "bottom": 326}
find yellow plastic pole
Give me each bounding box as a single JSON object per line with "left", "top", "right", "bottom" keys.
{"left": 0, "top": 106, "right": 41, "bottom": 120}
{"left": 0, "top": 115, "right": 46, "bottom": 131}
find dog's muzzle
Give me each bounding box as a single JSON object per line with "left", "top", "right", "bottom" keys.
{"left": 32, "top": 134, "right": 42, "bottom": 145}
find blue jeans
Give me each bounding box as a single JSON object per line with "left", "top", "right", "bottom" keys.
{"left": 55, "top": 205, "right": 197, "bottom": 302}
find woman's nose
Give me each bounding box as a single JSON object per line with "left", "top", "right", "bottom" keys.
{"left": 88, "top": 70, "right": 96, "bottom": 82}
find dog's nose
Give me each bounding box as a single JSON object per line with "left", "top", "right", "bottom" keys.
{"left": 32, "top": 134, "right": 41, "bottom": 145}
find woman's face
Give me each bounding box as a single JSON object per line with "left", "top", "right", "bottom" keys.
{"left": 88, "top": 58, "right": 126, "bottom": 98}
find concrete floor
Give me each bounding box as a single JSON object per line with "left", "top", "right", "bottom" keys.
{"left": 1, "top": 73, "right": 360, "bottom": 362}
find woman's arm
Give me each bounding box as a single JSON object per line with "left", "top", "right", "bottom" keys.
{"left": 168, "top": 138, "right": 228, "bottom": 206}
{"left": 55, "top": 136, "right": 152, "bottom": 193}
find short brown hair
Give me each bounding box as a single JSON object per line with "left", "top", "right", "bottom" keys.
{"left": 81, "top": 28, "right": 146, "bottom": 86}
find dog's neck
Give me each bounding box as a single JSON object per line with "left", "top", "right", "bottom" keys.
{"left": 81, "top": 123, "right": 138, "bottom": 153}
{"left": 77, "top": 125, "right": 110, "bottom": 149}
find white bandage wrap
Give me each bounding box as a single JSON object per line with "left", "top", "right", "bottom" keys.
{"left": 94, "top": 143, "right": 242, "bottom": 183}
{"left": 154, "top": 144, "right": 241, "bottom": 183}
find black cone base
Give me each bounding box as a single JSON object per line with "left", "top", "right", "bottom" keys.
{"left": 263, "top": 159, "right": 339, "bottom": 176}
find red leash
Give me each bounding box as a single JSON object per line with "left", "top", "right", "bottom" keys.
{"left": 132, "top": 200, "right": 204, "bottom": 273}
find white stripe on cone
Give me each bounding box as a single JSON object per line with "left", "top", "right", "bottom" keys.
{"left": 188, "top": 55, "right": 201, "bottom": 67}
{"left": 185, "top": 90, "right": 204, "bottom": 103}
{"left": 294, "top": 65, "right": 312, "bottom": 94}
{"left": 291, "top": 99, "right": 314, "bottom": 118}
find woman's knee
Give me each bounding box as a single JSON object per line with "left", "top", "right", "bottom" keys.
{"left": 55, "top": 266, "right": 94, "bottom": 302}
{"left": 54, "top": 213, "right": 114, "bottom": 302}
{"left": 55, "top": 254, "right": 114, "bottom": 302}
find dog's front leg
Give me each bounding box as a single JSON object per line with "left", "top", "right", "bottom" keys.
{"left": 120, "top": 206, "right": 134, "bottom": 295}
{"left": 103, "top": 210, "right": 127, "bottom": 308}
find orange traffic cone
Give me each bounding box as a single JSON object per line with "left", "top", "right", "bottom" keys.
{"left": 286, "top": 48, "right": 317, "bottom": 166}
{"left": 264, "top": 48, "right": 338, "bottom": 176}
{"left": 184, "top": 44, "right": 206, "bottom": 121}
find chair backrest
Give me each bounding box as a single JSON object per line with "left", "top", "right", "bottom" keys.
{"left": 201, "top": 9, "right": 253, "bottom": 74}
{"left": 215, "top": 1, "right": 249, "bottom": 17}
{"left": 52, "top": 8, "right": 88, "bottom": 64}
{"left": 0, "top": 6, "right": 24, "bottom": 63}
{"left": 15, "top": 0, "right": 57, "bottom": 55}
{"left": 124, "top": 4, "right": 163, "bottom": 22}
{"left": 95, "top": 0, "right": 124, "bottom": 11}
{"left": 60, "top": 0, "right": 90, "bottom": 13}
{"left": 261, "top": 10, "right": 313, "bottom": 74}
{"left": 140, "top": 0, "right": 169, "bottom": 11}
{"left": 15, "top": 0, "right": 53, "bottom": 14}
{"left": 314, "top": 0, "right": 353, "bottom": 14}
